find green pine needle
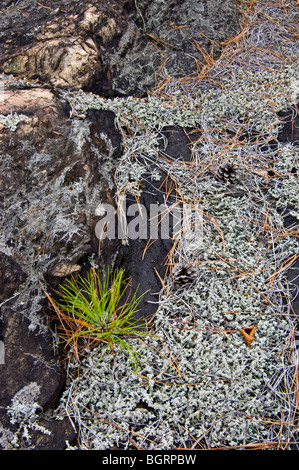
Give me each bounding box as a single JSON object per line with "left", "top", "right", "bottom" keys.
{"left": 53, "top": 266, "right": 149, "bottom": 369}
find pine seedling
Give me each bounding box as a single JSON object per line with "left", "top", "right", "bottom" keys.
{"left": 47, "top": 266, "right": 149, "bottom": 369}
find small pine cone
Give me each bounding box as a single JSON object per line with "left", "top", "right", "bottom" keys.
{"left": 172, "top": 262, "right": 197, "bottom": 289}
{"left": 215, "top": 162, "right": 237, "bottom": 184}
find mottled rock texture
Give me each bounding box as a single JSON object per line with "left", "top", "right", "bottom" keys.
{"left": 0, "top": 0, "right": 130, "bottom": 92}
{"left": 0, "top": 296, "right": 75, "bottom": 450}
{"left": 0, "top": 253, "right": 27, "bottom": 303}
{"left": 0, "top": 0, "right": 240, "bottom": 96}
{"left": 109, "top": 0, "right": 240, "bottom": 95}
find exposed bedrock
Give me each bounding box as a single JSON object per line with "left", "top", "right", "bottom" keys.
{"left": 0, "top": 0, "right": 240, "bottom": 96}
{"left": 0, "top": 87, "right": 121, "bottom": 448}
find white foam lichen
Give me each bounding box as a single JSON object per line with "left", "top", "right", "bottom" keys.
{"left": 6, "top": 383, "right": 51, "bottom": 448}
{"left": 0, "top": 112, "right": 28, "bottom": 131}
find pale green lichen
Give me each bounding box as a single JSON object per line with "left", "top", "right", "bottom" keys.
{"left": 63, "top": 63, "right": 299, "bottom": 137}
{"left": 0, "top": 112, "right": 28, "bottom": 131}
{"left": 0, "top": 73, "right": 40, "bottom": 89}
{"left": 6, "top": 383, "right": 51, "bottom": 448}
{"left": 55, "top": 309, "right": 293, "bottom": 449}
{"left": 267, "top": 143, "right": 299, "bottom": 211}
{"left": 54, "top": 165, "right": 298, "bottom": 448}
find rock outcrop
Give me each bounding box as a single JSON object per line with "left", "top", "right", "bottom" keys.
{"left": 0, "top": 0, "right": 130, "bottom": 92}
{"left": 0, "top": 86, "right": 124, "bottom": 448}
{"left": 0, "top": 80, "right": 205, "bottom": 447}
{"left": 0, "top": 295, "right": 75, "bottom": 450}
{"left": 109, "top": 0, "right": 240, "bottom": 95}
{"left": 0, "top": 253, "right": 27, "bottom": 303}
{"left": 0, "top": 0, "right": 240, "bottom": 96}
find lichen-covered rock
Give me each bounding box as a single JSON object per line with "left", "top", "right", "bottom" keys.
{"left": 1, "top": 0, "right": 297, "bottom": 452}
{"left": 0, "top": 253, "right": 27, "bottom": 303}
{"left": 0, "top": 0, "right": 240, "bottom": 96}
{"left": 0, "top": 87, "right": 121, "bottom": 268}
{"left": 0, "top": 85, "right": 123, "bottom": 449}
{"left": 0, "top": 296, "right": 76, "bottom": 449}
{"left": 0, "top": 0, "right": 132, "bottom": 92}
{"left": 107, "top": 0, "right": 240, "bottom": 95}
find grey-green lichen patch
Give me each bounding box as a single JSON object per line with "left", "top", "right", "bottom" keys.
{"left": 54, "top": 164, "right": 298, "bottom": 448}
{"left": 55, "top": 307, "right": 293, "bottom": 449}
{"left": 267, "top": 143, "right": 299, "bottom": 212}
{"left": 6, "top": 382, "right": 51, "bottom": 448}
{"left": 0, "top": 73, "right": 41, "bottom": 89}
{"left": 114, "top": 131, "right": 163, "bottom": 198}
{"left": 0, "top": 112, "right": 28, "bottom": 131}
{"left": 63, "top": 63, "right": 299, "bottom": 138}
